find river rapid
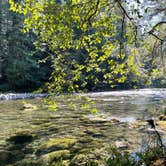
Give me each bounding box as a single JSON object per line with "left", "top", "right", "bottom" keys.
{"left": 0, "top": 89, "right": 166, "bottom": 165}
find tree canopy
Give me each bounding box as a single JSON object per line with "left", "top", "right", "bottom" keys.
{"left": 7, "top": 0, "right": 166, "bottom": 93}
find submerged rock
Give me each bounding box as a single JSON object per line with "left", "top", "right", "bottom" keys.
{"left": 84, "top": 127, "right": 105, "bottom": 138}
{"left": 152, "top": 158, "right": 166, "bottom": 166}
{"left": 13, "top": 159, "right": 39, "bottom": 166}
{"left": 129, "top": 120, "right": 147, "bottom": 129}
{"left": 78, "top": 136, "right": 93, "bottom": 144}
{"left": 70, "top": 153, "right": 100, "bottom": 166}
{"left": 157, "top": 121, "right": 166, "bottom": 131}
{"left": 115, "top": 141, "right": 129, "bottom": 149}
{"left": 22, "top": 103, "right": 37, "bottom": 111}
{"left": 158, "top": 114, "right": 166, "bottom": 121}
{"left": 37, "top": 137, "right": 77, "bottom": 154}
{"left": 39, "top": 150, "right": 70, "bottom": 166}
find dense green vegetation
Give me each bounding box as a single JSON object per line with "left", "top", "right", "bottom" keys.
{"left": 0, "top": 0, "right": 52, "bottom": 92}
{"left": 0, "top": 0, "right": 165, "bottom": 92}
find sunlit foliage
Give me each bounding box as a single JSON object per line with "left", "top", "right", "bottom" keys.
{"left": 8, "top": 0, "right": 165, "bottom": 93}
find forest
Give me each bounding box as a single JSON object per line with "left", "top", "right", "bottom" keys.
{"left": 0, "top": 0, "right": 165, "bottom": 93}
{"left": 0, "top": 0, "right": 166, "bottom": 166}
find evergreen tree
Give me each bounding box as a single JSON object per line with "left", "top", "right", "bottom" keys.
{"left": 0, "top": 0, "right": 51, "bottom": 92}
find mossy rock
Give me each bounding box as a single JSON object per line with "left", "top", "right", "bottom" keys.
{"left": 71, "top": 143, "right": 84, "bottom": 154}
{"left": 78, "top": 136, "right": 93, "bottom": 144}
{"left": 32, "top": 119, "right": 50, "bottom": 125}
{"left": 84, "top": 127, "right": 103, "bottom": 137}
{"left": 22, "top": 103, "right": 37, "bottom": 111}
{"left": 129, "top": 120, "right": 147, "bottom": 129}
{"left": 13, "top": 160, "right": 39, "bottom": 166}
{"left": 39, "top": 150, "right": 70, "bottom": 166}
{"left": 79, "top": 117, "right": 91, "bottom": 123}
{"left": 70, "top": 153, "right": 100, "bottom": 166}
{"left": 157, "top": 121, "right": 166, "bottom": 131}
{"left": 38, "top": 137, "right": 77, "bottom": 154}
{"left": 89, "top": 117, "right": 109, "bottom": 124}
{"left": 61, "top": 160, "right": 70, "bottom": 166}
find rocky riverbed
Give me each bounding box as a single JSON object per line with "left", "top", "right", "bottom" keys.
{"left": 0, "top": 89, "right": 166, "bottom": 165}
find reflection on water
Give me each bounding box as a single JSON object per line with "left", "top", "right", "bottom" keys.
{"left": 0, "top": 89, "right": 166, "bottom": 164}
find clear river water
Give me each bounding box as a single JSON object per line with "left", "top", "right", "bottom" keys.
{"left": 0, "top": 88, "right": 166, "bottom": 165}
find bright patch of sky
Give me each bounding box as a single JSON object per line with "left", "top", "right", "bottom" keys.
{"left": 125, "top": 0, "right": 166, "bottom": 34}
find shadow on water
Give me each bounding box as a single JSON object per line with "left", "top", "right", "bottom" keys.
{"left": 0, "top": 133, "right": 34, "bottom": 165}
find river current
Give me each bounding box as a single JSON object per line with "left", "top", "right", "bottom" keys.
{"left": 0, "top": 88, "right": 166, "bottom": 165}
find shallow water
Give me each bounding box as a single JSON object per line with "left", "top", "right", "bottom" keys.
{"left": 0, "top": 89, "right": 166, "bottom": 165}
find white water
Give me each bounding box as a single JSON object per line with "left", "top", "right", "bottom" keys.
{"left": 87, "top": 89, "right": 166, "bottom": 98}
{"left": 0, "top": 93, "right": 47, "bottom": 100}
{"left": 1, "top": 88, "right": 166, "bottom": 100}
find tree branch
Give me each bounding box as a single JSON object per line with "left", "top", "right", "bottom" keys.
{"left": 116, "top": 0, "right": 134, "bottom": 23}
{"left": 148, "top": 21, "right": 166, "bottom": 34}
{"left": 85, "top": 0, "right": 100, "bottom": 27}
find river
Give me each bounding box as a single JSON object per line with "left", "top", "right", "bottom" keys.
{"left": 0, "top": 89, "right": 166, "bottom": 165}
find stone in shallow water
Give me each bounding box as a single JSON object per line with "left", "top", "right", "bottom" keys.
{"left": 13, "top": 159, "right": 39, "bottom": 166}
{"left": 158, "top": 115, "right": 166, "bottom": 121}
{"left": 70, "top": 153, "right": 102, "bottom": 166}
{"left": 37, "top": 137, "right": 77, "bottom": 155}
{"left": 157, "top": 121, "right": 166, "bottom": 131}
{"left": 129, "top": 120, "right": 147, "bottom": 129}
{"left": 152, "top": 158, "right": 166, "bottom": 166}
{"left": 115, "top": 141, "right": 129, "bottom": 149}
{"left": 22, "top": 103, "right": 37, "bottom": 111}
{"left": 84, "top": 127, "right": 105, "bottom": 138}
{"left": 38, "top": 150, "right": 70, "bottom": 165}
{"left": 78, "top": 136, "right": 94, "bottom": 144}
